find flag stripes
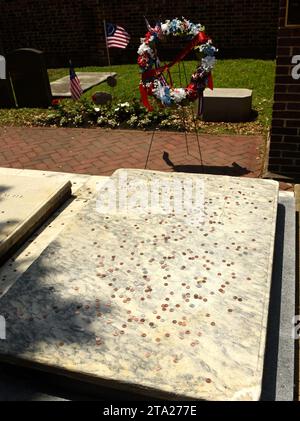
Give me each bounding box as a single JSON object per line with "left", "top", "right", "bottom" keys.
{"left": 106, "top": 23, "right": 130, "bottom": 49}
{"left": 69, "top": 62, "right": 82, "bottom": 100}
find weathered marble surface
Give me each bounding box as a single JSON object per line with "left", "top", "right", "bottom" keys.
{"left": 0, "top": 174, "right": 71, "bottom": 263}
{"left": 0, "top": 169, "right": 279, "bottom": 400}
{"left": 50, "top": 72, "right": 117, "bottom": 97}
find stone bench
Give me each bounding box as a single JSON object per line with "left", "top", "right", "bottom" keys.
{"left": 201, "top": 88, "right": 253, "bottom": 122}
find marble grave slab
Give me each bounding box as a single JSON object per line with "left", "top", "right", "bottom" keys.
{"left": 0, "top": 169, "right": 279, "bottom": 400}
{"left": 50, "top": 72, "right": 117, "bottom": 98}
{"left": 0, "top": 174, "right": 71, "bottom": 263}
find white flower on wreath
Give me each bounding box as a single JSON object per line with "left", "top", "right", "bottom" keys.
{"left": 152, "top": 80, "right": 165, "bottom": 101}
{"left": 170, "top": 88, "right": 187, "bottom": 103}
{"left": 201, "top": 56, "right": 216, "bottom": 72}
{"left": 137, "top": 42, "right": 151, "bottom": 55}
{"left": 161, "top": 23, "right": 169, "bottom": 35}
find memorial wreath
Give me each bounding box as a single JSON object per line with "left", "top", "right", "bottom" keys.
{"left": 137, "top": 18, "right": 217, "bottom": 113}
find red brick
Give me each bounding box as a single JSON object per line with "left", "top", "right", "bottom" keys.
{"left": 269, "top": 150, "right": 282, "bottom": 157}
{"left": 272, "top": 119, "right": 285, "bottom": 127}
{"left": 274, "top": 144, "right": 299, "bottom": 154}
{"left": 271, "top": 127, "right": 298, "bottom": 136}
{"left": 286, "top": 120, "right": 300, "bottom": 127}
{"left": 287, "top": 103, "right": 300, "bottom": 110}
{"left": 282, "top": 151, "right": 300, "bottom": 158}
{"left": 273, "top": 111, "right": 300, "bottom": 119}
{"left": 274, "top": 93, "right": 300, "bottom": 102}
{"left": 270, "top": 135, "right": 284, "bottom": 143}
{"left": 269, "top": 157, "right": 294, "bottom": 165}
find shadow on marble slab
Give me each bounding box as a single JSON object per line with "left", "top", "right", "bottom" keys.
{"left": 261, "top": 203, "right": 285, "bottom": 400}
{"left": 0, "top": 363, "right": 147, "bottom": 401}
{"left": 261, "top": 199, "right": 296, "bottom": 401}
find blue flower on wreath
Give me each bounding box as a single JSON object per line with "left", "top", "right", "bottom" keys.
{"left": 170, "top": 18, "right": 180, "bottom": 34}
{"left": 161, "top": 86, "right": 171, "bottom": 106}
{"left": 199, "top": 43, "right": 218, "bottom": 56}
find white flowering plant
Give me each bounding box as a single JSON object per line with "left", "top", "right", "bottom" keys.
{"left": 33, "top": 98, "right": 186, "bottom": 130}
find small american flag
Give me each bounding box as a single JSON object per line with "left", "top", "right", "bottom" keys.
{"left": 69, "top": 61, "right": 82, "bottom": 100}
{"left": 106, "top": 23, "right": 130, "bottom": 49}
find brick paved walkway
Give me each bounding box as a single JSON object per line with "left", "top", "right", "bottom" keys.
{"left": 0, "top": 127, "right": 264, "bottom": 179}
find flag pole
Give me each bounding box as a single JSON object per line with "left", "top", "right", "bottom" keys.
{"left": 103, "top": 19, "right": 111, "bottom": 67}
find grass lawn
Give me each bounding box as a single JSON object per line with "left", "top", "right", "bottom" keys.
{"left": 0, "top": 59, "right": 275, "bottom": 135}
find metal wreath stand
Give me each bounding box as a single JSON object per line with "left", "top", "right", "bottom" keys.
{"left": 137, "top": 18, "right": 217, "bottom": 169}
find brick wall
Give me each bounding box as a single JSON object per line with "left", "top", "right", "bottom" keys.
{"left": 0, "top": 0, "right": 279, "bottom": 67}
{"left": 0, "top": 0, "right": 103, "bottom": 67}
{"left": 268, "top": 0, "right": 300, "bottom": 178}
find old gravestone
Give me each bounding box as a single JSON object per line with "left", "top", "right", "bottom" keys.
{"left": 8, "top": 49, "right": 52, "bottom": 108}
{"left": 0, "top": 54, "right": 16, "bottom": 108}
{"left": 0, "top": 174, "right": 71, "bottom": 264}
